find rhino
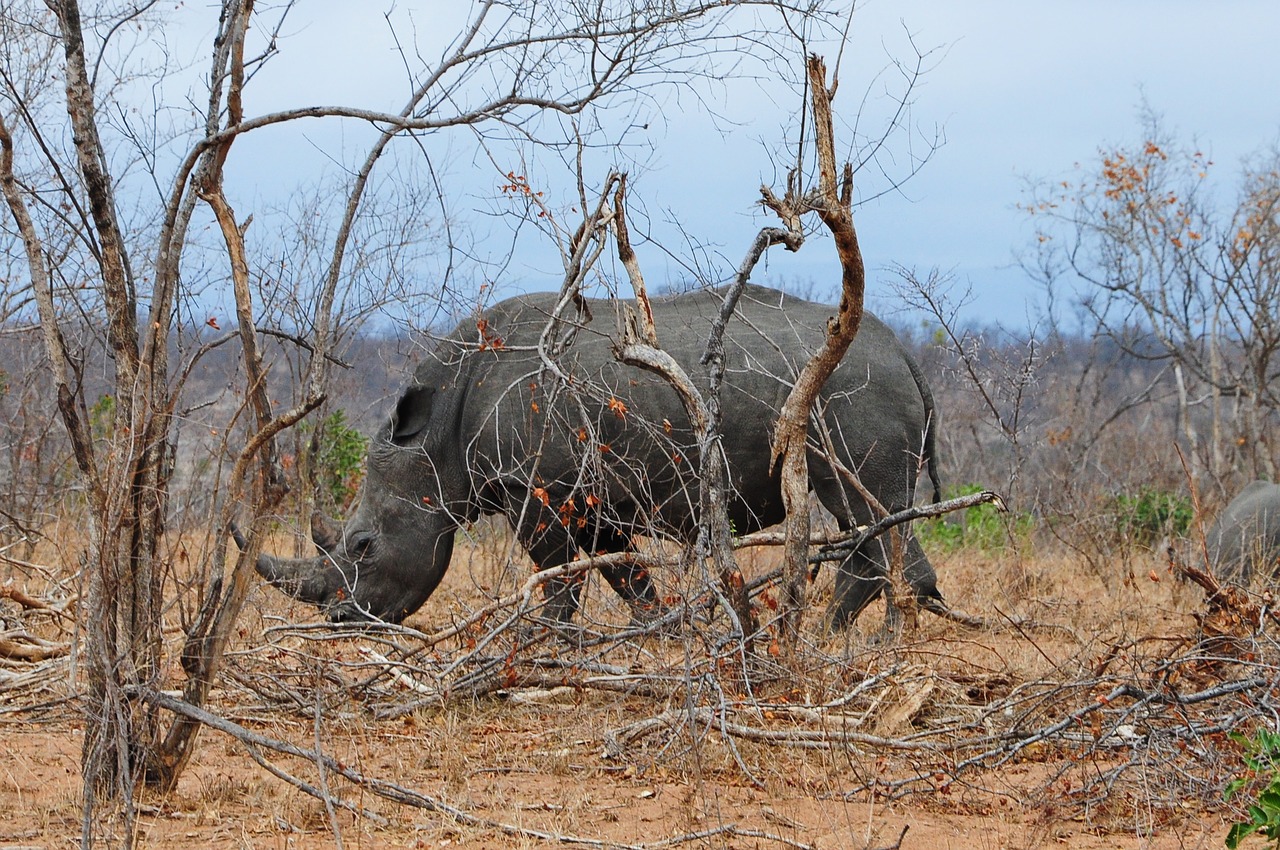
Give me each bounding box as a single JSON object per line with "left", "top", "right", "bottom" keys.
{"left": 253, "top": 284, "right": 947, "bottom": 630}
{"left": 1205, "top": 480, "right": 1280, "bottom": 585}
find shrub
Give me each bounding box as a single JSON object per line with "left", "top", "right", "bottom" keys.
{"left": 305, "top": 409, "right": 368, "bottom": 512}
{"left": 90, "top": 393, "right": 115, "bottom": 440}
{"left": 1225, "top": 726, "right": 1280, "bottom": 849}
{"left": 1112, "top": 488, "right": 1193, "bottom": 547}
{"left": 917, "top": 483, "right": 1032, "bottom": 552}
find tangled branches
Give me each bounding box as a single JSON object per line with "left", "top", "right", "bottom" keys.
{"left": 115, "top": 531, "right": 1259, "bottom": 839}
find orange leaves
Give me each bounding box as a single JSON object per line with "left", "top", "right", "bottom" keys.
{"left": 1100, "top": 142, "right": 1167, "bottom": 201}
{"left": 1101, "top": 152, "right": 1150, "bottom": 200}
{"left": 498, "top": 172, "right": 543, "bottom": 198}
{"left": 608, "top": 396, "right": 628, "bottom": 420}
{"left": 499, "top": 171, "right": 549, "bottom": 218}
{"left": 475, "top": 317, "right": 505, "bottom": 352}
{"left": 530, "top": 489, "right": 603, "bottom": 522}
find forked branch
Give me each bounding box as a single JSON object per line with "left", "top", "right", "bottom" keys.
{"left": 770, "top": 55, "right": 866, "bottom": 653}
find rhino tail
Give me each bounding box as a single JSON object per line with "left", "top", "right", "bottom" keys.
{"left": 905, "top": 353, "right": 943, "bottom": 504}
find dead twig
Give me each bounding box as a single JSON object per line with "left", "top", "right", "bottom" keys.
{"left": 0, "top": 631, "right": 69, "bottom": 662}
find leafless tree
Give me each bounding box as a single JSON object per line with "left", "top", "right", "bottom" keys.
{"left": 1026, "top": 112, "right": 1280, "bottom": 496}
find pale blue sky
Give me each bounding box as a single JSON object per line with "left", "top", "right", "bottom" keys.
{"left": 203, "top": 1, "right": 1280, "bottom": 330}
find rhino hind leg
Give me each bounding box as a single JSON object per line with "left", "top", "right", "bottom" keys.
{"left": 828, "top": 531, "right": 942, "bottom": 633}
{"left": 828, "top": 546, "right": 886, "bottom": 629}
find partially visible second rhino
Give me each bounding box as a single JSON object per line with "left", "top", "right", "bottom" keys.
{"left": 1206, "top": 480, "right": 1280, "bottom": 585}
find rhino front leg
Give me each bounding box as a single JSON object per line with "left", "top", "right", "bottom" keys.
{"left": 528, "top": 533, "right": 585, "bottom": 625}
{"left": 510, "top": 494, "right": 663, "bottom": 627}
{"left": 534, "top": 523, "right": 661, "bottom": 625}
{"left": 506, "top": 492, "right": 587, "bottom": 624}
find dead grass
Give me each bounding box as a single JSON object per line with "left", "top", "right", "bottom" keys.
{"left": 0, "top": 521, "right": 1261, "bottom": 849}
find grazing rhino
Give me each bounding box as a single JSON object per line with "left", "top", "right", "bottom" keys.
{"left": 253, "top": 284, "right": 946, "bottom": 629}
{"left": 1206, "top": 480, "right": 1280, "bottom": 585}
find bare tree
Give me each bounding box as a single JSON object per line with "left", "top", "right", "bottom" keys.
{"left": 1026, "top": 112, "right": 1280, "bottom": 495}
{"left": 763, "top": 56, "right": 866, "bottom": 651}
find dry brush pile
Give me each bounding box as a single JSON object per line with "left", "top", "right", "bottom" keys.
{"left": 4, "top": 517, "right": 1278, "bottom": 846}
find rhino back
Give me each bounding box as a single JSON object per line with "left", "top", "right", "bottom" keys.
{"left": 1207, "top": 480, "right": 1280, "bottom": 584}
{"left": 651, "top": 286, "right": 932, "bottom": 522}
{"left": 415, "top": 285, "right": 931, "bottom": 535}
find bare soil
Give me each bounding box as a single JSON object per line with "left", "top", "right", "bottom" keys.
{"left": 0, "top": 535, "right": 1250, "bottom": 849}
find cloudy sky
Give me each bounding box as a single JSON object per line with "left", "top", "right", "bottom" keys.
{"left": 834, "top": 0, "right": 1280, "bottom": 327}
{"left": 208, "top": 1, "right": 1280, "bottom": 330}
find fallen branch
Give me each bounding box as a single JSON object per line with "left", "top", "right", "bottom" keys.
{"left": 808, "top": 490, "right": 1006, "bottom": 562}
{"left": 870, "top": 825, "right": 910, "bottom": 850}
{"left": 143, "top": 689, "right": 815, "bottom": 849}
{"left": 1, "top": 585, "right": 55, "bottom": 610}
{"left": 0, "top": 630, "right": 69, "bottom": 662}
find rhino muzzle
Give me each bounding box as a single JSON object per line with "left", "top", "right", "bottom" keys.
{"left": 254, "top": 547, "right": 422, "bottom": 623}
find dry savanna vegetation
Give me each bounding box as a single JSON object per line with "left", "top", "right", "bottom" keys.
{"left": 3, "top": 505, "right": 1276, "bottom": 850}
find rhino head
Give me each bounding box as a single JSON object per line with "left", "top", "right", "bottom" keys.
{"left": 253, "top": 383, "right": 467, "bottom": 623}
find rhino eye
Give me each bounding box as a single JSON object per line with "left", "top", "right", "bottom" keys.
{"left": 348, "top": 533, "right": 374, "bottom": 557}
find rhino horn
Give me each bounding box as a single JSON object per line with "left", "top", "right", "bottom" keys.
{"left": 228, "top": 521, "right": 249, "bottom": 550}
{"left": 311, "top": 511, "right": 342, "bottom": 552}
{"left": 253, "top": 550, "right": 330, "bottom": 602}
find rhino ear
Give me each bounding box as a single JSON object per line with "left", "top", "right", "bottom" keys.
{"left": 390, "top": 384, "right": 435, "bottom": 443}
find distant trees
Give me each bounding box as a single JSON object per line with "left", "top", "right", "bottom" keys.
{"left": 1027, "top": 114, "right": 1280, "bottom": 495}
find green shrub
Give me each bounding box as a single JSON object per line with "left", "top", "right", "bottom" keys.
{"left": 305, "top": 409, "right": 368, "bottom": 511}
{"left": 1113, "top": 488, "right": 1193, "bottom": 547}
{"left": 90, "top": 393, "right": 115, "bottom": 440}
{"left": 1225, "top": 726, "right": 1280, "bottom": 849}
{"left": 916, "top": 483, "right": 1032, "bottom": 552}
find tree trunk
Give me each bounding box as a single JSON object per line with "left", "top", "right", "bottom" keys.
{"left": 771, "top": 56, "right": 866, "bottom": 653}
{"left": 48, "top": 2, "right": 166, "bottom": 826}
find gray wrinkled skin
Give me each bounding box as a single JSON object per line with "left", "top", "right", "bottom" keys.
{"left": 1206, "top": 480, "right": 1280, "bottom": 585}
{"left": 255, "top": 284, "right": 946, "bottom": 628}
